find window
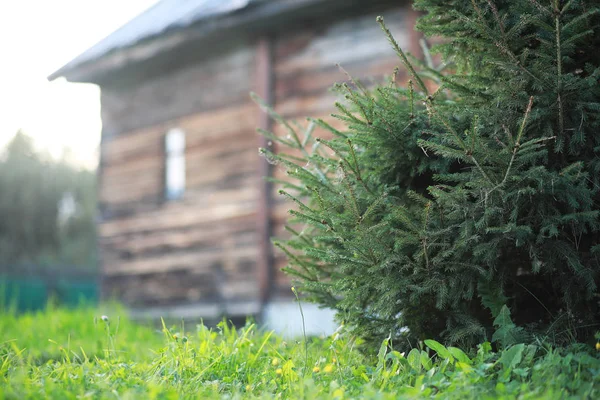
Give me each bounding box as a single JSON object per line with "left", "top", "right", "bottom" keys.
{"left": 165, "top": 128, "right": 185, "bottom": 201}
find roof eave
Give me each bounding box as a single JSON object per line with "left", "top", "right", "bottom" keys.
{"left": 48, "top": 0, "right": 329, "bottom": 83}
{"left": 48, "top": 0, "right": 400, "bottom": 84}
{"left": 47, "top": 28, "right": 188, "bottom": 83}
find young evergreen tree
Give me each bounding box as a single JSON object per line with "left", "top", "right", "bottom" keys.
{"left": 256, "top": 0, "right": 600, "bottom": 350}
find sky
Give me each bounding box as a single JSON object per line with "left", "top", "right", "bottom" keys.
{"left": 0, "top": 0, "right": 158, "bottom": 169}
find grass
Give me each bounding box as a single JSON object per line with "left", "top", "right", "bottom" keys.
{"left": 1, "top": 305, "right": 599, "bottom": 399}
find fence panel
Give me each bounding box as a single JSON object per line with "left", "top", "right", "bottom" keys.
{"left": 0, "top": 265, "right": 98, "bottom": 312}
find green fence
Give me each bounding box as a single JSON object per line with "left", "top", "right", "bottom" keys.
{"left": 0, "top": 265, "right": 98, "bottom": 312}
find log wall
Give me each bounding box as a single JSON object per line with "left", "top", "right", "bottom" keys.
{"left": 98, "top": 44, "right": 262, "bottom": 311}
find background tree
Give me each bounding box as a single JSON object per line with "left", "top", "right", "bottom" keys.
{"left": 0, "top": 131, "right": 97, "bottom": 269}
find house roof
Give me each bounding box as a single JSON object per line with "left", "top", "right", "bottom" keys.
{"left": 48, "top": 0, "right": 261, "bottom": 81}
{"left": 49, "top": 0, "right": 399, "bottom": 83}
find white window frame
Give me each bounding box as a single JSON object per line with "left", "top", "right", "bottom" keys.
{"left": 164, "top": 128, "right": 186, "bottom": 201}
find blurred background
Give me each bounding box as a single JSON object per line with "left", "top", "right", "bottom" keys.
{"left": 1, "top": 0, "right": 415, "bottom": 337}
{"left": 0, "top": 0, "right": 157, "bottom": 310}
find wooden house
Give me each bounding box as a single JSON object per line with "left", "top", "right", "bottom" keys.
{"left": 49, "top": 0, "right": 424, "bottom": 327}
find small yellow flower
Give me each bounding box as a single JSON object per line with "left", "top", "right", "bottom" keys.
{"left": 271, "top": 357, "right": 280, "bottom": 366}
{"left": 332, "top": 357, "right": 337, "bottom": 363}
{"left": 275, "top": 368, "right": 283, "bottom": 375}
{"left": 323, "top": 364, "right": 334, "bottom": 373}
{"left": 245, "top": 384, "right": 252, "bottom": 392}
{"left": 596, "top": 342, "right": 600, "bottom": 351}
{"left": 312, "top": 366, "right": 321, "bottom": 373}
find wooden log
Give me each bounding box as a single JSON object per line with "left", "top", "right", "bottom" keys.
{"left": 102, "top": 195, "right": 258, "bottom": 257}
{"left": 255, "top": 36, "right": 276, "bottom": 304}
{"left": 101, "top": 45, "right": 256, "bottom": 136}
{"left": 99, "top": 197, "right": 257, "bottom": 237}
{"left": 100, "top": 170, "right": 260, "bottom": 220}
{"left": 101, "top": 212, "right": 257, "bottom": 251}
{"left": 274, "top": 9, "right": 408, "bottom": 76}
{"left": 104, "top": 246, "right": 259, "bottom": 276}
{"left": 101, "top": 134, "right": 260, "bottom": 205}
{"left": 102, "top": 103, "right": 258, "bottom": 165}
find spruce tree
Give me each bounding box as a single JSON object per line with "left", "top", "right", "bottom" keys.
{"left": 256, "top": 0, "right": 600, "bottom": 350}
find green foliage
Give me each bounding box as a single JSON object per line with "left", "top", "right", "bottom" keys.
{"left": 0, "top": 131, "right": 97, "bottom": 269}
{"left": 1, "top": 307, "right": 599, "bottom": 398}
{"left": 257, "top": 0, "right": 600, "bottom": 351}
{"left": 0, "top": 308, "right": 600, "bottom": 399}
{"left": 492, "top": 305, "right": 528, "bottom": 347}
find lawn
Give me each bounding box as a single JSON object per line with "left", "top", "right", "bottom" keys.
{"left": 1, "top": 305, "right": 599, "bottom": 399}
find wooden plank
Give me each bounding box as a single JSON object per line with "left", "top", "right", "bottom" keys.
{"left": 115, "top": 57, "right": 256, "bottom": 119}
{"left": 103, "top": 195, "right": 258, "bottom": 257}
{"left": 186, "top": 151, "right": 259, "bottom": 188}
{"left": 99, "top": 180, "right": 162, "bottom": 205}
{"left": 100, "top": 132, "right": 260, "bottom": 205}
{"left": 102, "top": 212, "right": 256, "bottom": 247}
{"left": 99, "top": 198, "right": 257, "bottom": 237}
{"left": 100, "top": 150, "right": 258, "bottom": 203}
{"left": 99, "top": 170, "right": 260, "bottom": 220}
{"left": 274, "top": 9, "right": 408, "bottom": 76}
{"left": 103, "top": 269, "right": 221, "bottom": 306}
{"left": 102, "top": 155, "right": 163, "bottom": 179}
{"left": 99, "top": 101, "right": 261, "bottom": 206}
{"left": 101, "top": 45, "right": 256, "bottom": 136}
{"left": 102, "top": 103, "right": 257, "bottom": 165}
{"left": 103, "top": 222, "right": 256, "bottom": 260}
{"left": 185, "top": 136, "right": 258, "bottom": 168}
{"left": 275, "top": 92, "right": 339, "bottom": 120}
{"left": 104, "top": 246, "right": 259, "bottom": 276}
{"left": 255, "top": 36, "right": 276, "bottom": 304}
{"left": 275, "top": 58, "right": 402, "bottom": 103}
